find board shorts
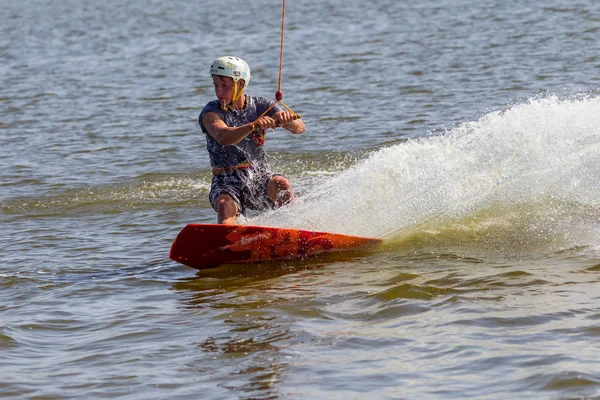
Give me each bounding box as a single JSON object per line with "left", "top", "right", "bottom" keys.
{"left": 209, "top": 167, "right": 281, "bottom": 216}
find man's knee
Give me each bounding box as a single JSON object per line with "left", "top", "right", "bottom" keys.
{"left": 216, "top": 195, "right": 235, "bottom": 210}
{"left": 270, "top": 175, "right": 291, "bottom": 190}
{"left": 216, "top": 196, "right": 229, "bottom": 208}
{"left": 268, "top": 176, "right": 294, "bottom": 206}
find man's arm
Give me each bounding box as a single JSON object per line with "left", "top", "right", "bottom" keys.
{"left": 202, "top": 112, "right": 255, "bottom": 146}
{"left": 203, "top": 112, "right": 291, "bottom": 146}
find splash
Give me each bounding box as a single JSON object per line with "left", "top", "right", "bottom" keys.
{"left": 250, "top": 95, "right": 600, "bottom": 253}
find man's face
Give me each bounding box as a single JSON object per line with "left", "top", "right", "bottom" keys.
{"left": 212, "top": 75, "right": 239, "bottom": 105}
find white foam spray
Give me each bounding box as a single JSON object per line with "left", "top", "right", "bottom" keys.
{"left": 250, "top": 95, "right": 600, "bottom": 252}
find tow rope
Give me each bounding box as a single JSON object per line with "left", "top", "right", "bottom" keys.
{"left": 252, "top": 0, "right": 300, "bottom": 128}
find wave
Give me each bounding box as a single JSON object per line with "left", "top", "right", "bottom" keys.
{"left": 1, "top": 175, "right": 210, "bottom": 216}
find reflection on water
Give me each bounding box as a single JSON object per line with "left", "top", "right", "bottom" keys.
{"left": 174, "top": 263, "right": 327, "bottom": 398}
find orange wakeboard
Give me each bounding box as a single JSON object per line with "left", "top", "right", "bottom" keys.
{"left": 169, "top": 224, "right": 382, "bottom": 270}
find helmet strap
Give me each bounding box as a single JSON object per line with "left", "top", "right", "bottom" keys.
{"left": 221, "top": 81, "right": 245, "bottom": 111}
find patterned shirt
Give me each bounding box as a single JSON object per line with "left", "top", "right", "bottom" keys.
{"left": 199, "top": 95, "right": 283, "bottom": 170}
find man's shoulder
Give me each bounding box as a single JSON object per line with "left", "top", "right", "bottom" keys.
{"left": 199, "top": 100, "right": 223, "bottom": 130}
{"left": 247, "top": 96, "right": 277, "bottom": 113}
{"left": 201, "top": 100, "right": 221, "bottom": 115}
{"left": 248, "top": 95, "right": 273, "bottom": 105}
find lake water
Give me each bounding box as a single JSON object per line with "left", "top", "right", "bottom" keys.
{"left": 2, "top": 1, "right": 600, "bottom": 399}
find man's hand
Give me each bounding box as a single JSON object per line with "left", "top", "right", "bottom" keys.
{"left": 252, "top": 115, "right": 279, "bottom": 130}
{"left": 251, "top": 111, "right": 304, "bottom": 135}
{"left": 272, "top": 111, "right": 300, "bottom": 127}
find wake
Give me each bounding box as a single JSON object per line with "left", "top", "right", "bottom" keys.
{"left": 250, "top": 95, "right": 600, "bottom": 253}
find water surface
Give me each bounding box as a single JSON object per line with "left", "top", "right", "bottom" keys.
{"left": 2, "top": 1, "right": 600, "bottom": 399}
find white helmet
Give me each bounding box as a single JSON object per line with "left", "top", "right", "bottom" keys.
{"left": 210, "top": 56, "right": 251, "bottom": 91}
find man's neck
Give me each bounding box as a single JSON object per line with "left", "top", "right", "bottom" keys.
{"left": 230, "top": 94, "right": 246, "bottom": 111}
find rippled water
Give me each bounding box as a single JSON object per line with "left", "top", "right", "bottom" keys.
{"left": 2, "top": 1, "right": 600, "bottom": 399}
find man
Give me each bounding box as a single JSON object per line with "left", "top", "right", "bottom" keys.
{"left": 199, "top": 56, "right": 305, "bottom": 225}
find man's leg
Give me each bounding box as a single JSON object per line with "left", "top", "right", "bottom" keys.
{"left": 215, "top": 194, "right": 238, "bottom": 224}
